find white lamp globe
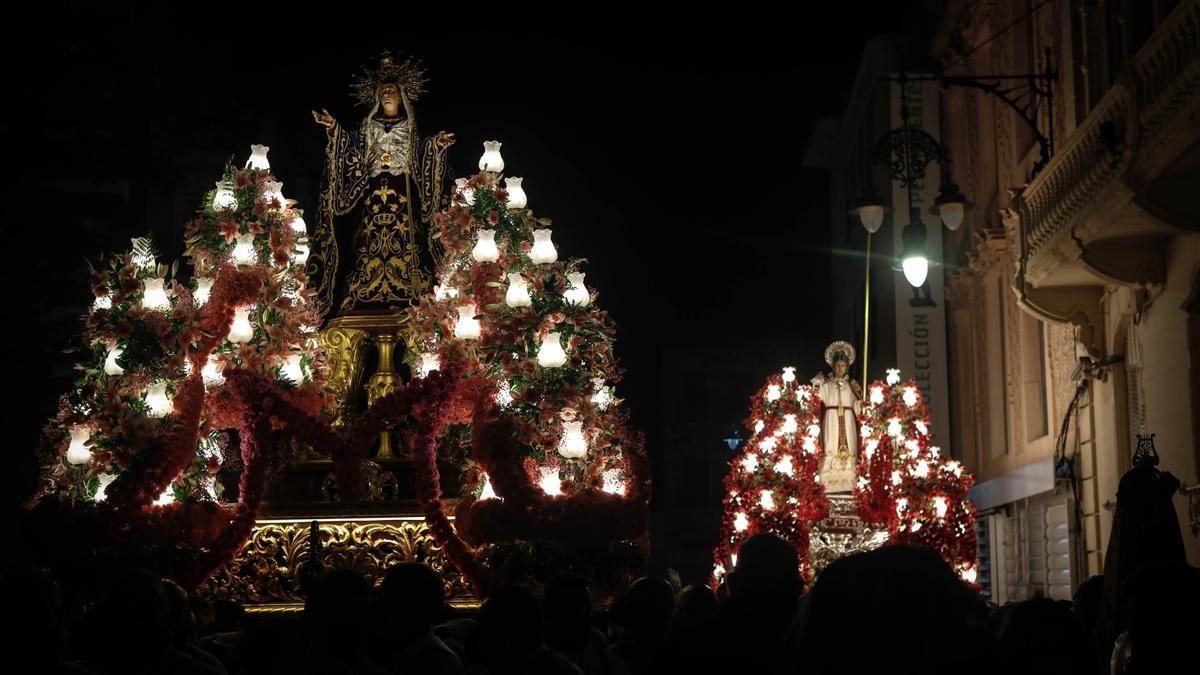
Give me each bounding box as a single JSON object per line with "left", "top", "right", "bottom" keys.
{"left": 246, "top": 144, "right": 270, "bottom": 170}
{"left": 504, "top": 177, "right": 527, "bottom": 209}
{"left": 479, "top": 141, "right": 504, "bottom": 173}
{"left": 229, "top": 307, "right": 255, "bottom": 343}
{"left": 505, "top": 273, "right": 532, "bottom": 308}
{"left": 454, "top": 305, "right": 481, "bottom": 340}
{"left": 537, "top": 331, "right": 568, "bottom": 368}
{"left": 472, "top": 229, "right": 500, "bottom": 263}
{"left": 563, "top": 272, "right": 589, "bottom": 307}
{"left": 141, "top": 278, "right": 170, "bottom": 310}
{"left": 529, "top": 229, "right": 558, "bottom": 264}
{"left": 66, "top": 426, "right": 93, "bottom": 465}
{"left": 902, "top": 255, "right": 929, "bottom": 288}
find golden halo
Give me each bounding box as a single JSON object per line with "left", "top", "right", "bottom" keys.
{"left": 824, "top": 340, "right": 856, "bottom": 367}
{"left": 350, "top": 50, "right": 428, "bottom": 107}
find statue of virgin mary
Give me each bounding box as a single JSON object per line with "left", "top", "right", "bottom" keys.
{"left": 306, "top": 52, "right": 456, "bottom": 319}
{"left": 811, "top": 341, "right": 863, "bottom": 493}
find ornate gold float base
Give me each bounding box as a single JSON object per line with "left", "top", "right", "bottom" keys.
{"left": 807, "top": 494, "right": 890, "bottom": 576}
{"left": 206, "top": 513, "right": 477, "bottom": 613}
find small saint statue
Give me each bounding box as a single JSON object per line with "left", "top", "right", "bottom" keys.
{"left": 307, "top": 52, "right": 456, "bottom": 318}
{"left": 811, "top": 341, "right": 862, "bottom": 493}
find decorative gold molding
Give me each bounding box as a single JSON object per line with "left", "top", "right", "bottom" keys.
{"left": 320, "top": 325, "right": 370, "bottom": 430}
{"left": 207, "top": 515, "right": 476, "bottom": 608}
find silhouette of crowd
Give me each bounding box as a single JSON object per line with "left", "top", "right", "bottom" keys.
{"left": 6, "top": 464, "right": 1198, "bottom": 674}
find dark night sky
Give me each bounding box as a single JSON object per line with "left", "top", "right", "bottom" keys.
{"left": 11, "top": 7, "right": 924, "bottom": 528}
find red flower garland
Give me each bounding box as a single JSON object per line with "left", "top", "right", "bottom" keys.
{"left": 713, "top": 373, "right": 829, "bottom": 583}
{"left": 100, "top": 373, "right": 205, "bottom": 512}
{"left": 215, "top": 363, "right": 493, "bottom": 593}
{"left": 453, "top": 402, "right": 651, "bottom": 547}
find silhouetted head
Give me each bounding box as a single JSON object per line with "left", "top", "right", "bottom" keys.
{"left": 212, "top": 598, "right": 245, "bottom": 633}
{"left": 380, "top": 563, "right": 447, "bottom": 635}
{"left": 795, "top": 546, "right": 990, "bottom": 672}
{"left": 991, "top": 597, "right": 1089, "bottom": 675}
{"left": 727, "top": 533, "right": 802, "bottom": 602}
{"left": 306, "top": 569, "right": 371, "bottom": 639}
{"left": 612, "top": 577, "right": 675, "bottom": 642}
{"left": 543, "top": 575, "right": 592, "bottom": 653}
{"left": 161, "top": 578, "right": 197, "bottom": 646}
{"left": 473, "top": 585, "right": 544, "bottom": 667}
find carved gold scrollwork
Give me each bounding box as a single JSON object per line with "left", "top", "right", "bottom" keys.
{"left": 321, "top": 326, "right": 370, "bottom": 430}
{"left": 207, "top": 518, "right": 476, "bottom": 608}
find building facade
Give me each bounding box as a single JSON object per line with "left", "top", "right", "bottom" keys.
{"left": 814, "top": 0, "right": 1200, "bottom": 602}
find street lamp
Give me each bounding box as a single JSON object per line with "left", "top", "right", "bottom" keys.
{"left": 848, "top": 59, "right": 1056, "bottom": 390}
{"left": 899, "top": 209, "right": 929, "bottom": 288}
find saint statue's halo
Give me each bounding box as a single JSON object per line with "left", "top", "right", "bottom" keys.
{"left": 824, "top": 340, "right": 856, "bottom": 367}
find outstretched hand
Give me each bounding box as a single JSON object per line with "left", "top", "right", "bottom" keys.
{"left": 311, "top": 108, "right": 336, "bottom": 129}
{"left": 434, "top": 131, "right": 456, "bottom": 150}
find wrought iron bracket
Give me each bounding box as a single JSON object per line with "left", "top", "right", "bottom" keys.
{"left": 881, "top": 48, "right": 1058, "bottom": 176}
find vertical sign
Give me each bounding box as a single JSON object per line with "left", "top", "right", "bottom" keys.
{"left": 891, "top": 78, "right": 951, "bottom": 447}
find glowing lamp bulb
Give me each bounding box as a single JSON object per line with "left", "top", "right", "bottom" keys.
{"left": 529, "top": 229, "right": 558, "bottom": 264}
{"left": 856, "top": 476, "right": 869, "bottom": 490}
{"left": 293, "top": 240, "right": 310, "bottom": 265}
{"left": 802, "top": 437, "right": 817, "bottom": 454}
{"left": 538, "top": 467, "right": 562, "bottom": 496}
{"left": 229, "top": 307, "right": 254, "bottom": 343}
{"left": 781, "top": 414, "right": 798, "bottom": 434}
{"left": 886, "top": 368, "right": 901, "bottom": 385}
{"left": 472, "top": 229, "right": 500, "bottom": 263}
{"left": 754, "top": 419, "right": 765, "bottom": 434}
{"left": 145, "top": 382, "right": 172, "bottom": 417}
{"left": 807, "top": 423, "right": 822, "bottom": 438}
{"left": 781, "top": 366, "right": 796, "bottom": 383}
{"left": 742, "top": 454, "right": 758, "bottom": 472}
{"left": 602, "top": 468, "right": 626, "bottom": 495}
{"left": 212, "top": 181, "right": 238, "bottom": 211}
{"left": 911, "top": 521, "right": 923, "bottom": 532}
{"left": 902, "top": 255, "right": 929, "bottom": 288}
{"left": 939, "top": 202, "right": 965, "bottom": 230}
{"left": 947, "top": 461, "right": 963, "bottom": 477}
{"left": 896, "top": 497, "right": 908, "bottom": 515}
{"left": 536, "top": 331, "right": 567, "bottom": 368}
{"left": 915, "top": 420, "right": 928, "bottom": 435}
{"left": 891, "top": 470, "right": 902, "bottom": 486}
{"left": 202, "top": 354, "right": 224, "bottom": 386}
{"left": 66, "top": 426, "right": 92, "bottom": 465}
{"left": 858, "top": 204, "right": 885, "bottom": 232}
{"left": 246, "top": 144, "right": 270, "bottom": 170}
{"left": 93, "top": 294, "right": 112, "bottom": 310}
{"left": 261, "top": 180, "right": 285, "bottom": 210}
{"left": 590, "top": 377, "right": 612, "bottom": 410}
{"left": 418, "top": 352, "right": 440, "bottom": 378}
{"left": 563, "top": 272, "right": 589, "bottom": 307}
{"left": 758, "top": 437, "right": 776, "bottom": 452}
{"left": 870, "top": 386, "right": 884, "bottom": 405}
{"left": 760, "top": 490, "right": 775, "bottom": 510}
{"left": 281, "top": 354, "right": 304, "bottom": 383}
{"left": 914, "top": 460, "right": 930, "bottom": 477}
{"left": 454, "top": 177, "right": 476, "bottom": 206}
{"left": 478, "top": 140, "right": 504, "bottom": 173}
{"left": 93, "top": 474, "right": 116, "bottom": 502}
{"left": 902, "top": 386, "right": 918, "bottom": 407}
{"left": 558, "top": 420, "right": 588, "bottom": 459}
{"left": 104, "top": 347, "right": 124, "bottom": 375}
{"left": 495, "top": 380, "right": 514, "bottom": 407}
{"left": 434, "top": 283, "right": 459, "bottom": 301}
{"left": 479, "top": 475, "right": 498, "bottom": 500}
{"left": 505, "top": 273, "right": 532, "bottom": 307}
{"left": 154, "top": 486, "right": 176, "bottom": 506}
{"left": 141, "top": 277, "right": 170, "bottom": 310}
{"left": 504, "top": 176, "right": 527, "bottom": 209}
{"left": 773, "top": 455, "right": 794, "bottom": 476}
{"left": 290, "top": 213, "right": 307, "bottom": 234}
{"left": 766, "top": 385, "right": 781, "bottom": 402}
{"left": 231, "top": 233, "right": 257, "bottom": 266}
{"left": 887, "top": 417, "right": 902, "bottom": 437}
{"left": 454, "top": 306, "right": 481, "bottom": 340}
{"left": 734, "top": 512, "right": 749, "bottom": 532}
{"left": 933, "top": 496, "right": 948, "bottom": 518}
{"left": 194, "top": 277, "right": 213, "bottom": 306}
{"left": 961, "top": 565, "right": 978, "bottom": 584}
{"left": 865, "top": 438, "right": 879, "bottom": 458}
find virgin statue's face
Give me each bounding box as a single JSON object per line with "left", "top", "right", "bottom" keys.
{"left": 833, "top": 360, "right": 848, "bottom": 378}
{"left": 377, "top": 83, "right": 400, "bottom": 116}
